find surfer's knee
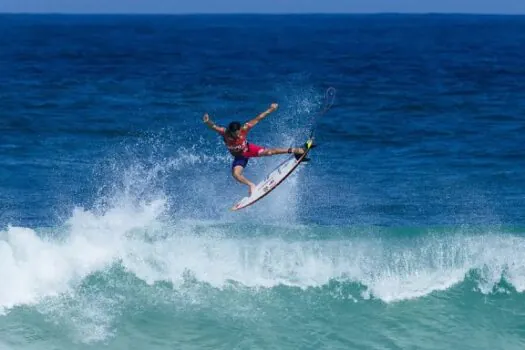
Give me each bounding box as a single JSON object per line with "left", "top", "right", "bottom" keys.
{"left": 232, "top": 165, "right": 244, "bottom": 178}
{"left": 260, "top": 149, "right": 275, "bottom": 156}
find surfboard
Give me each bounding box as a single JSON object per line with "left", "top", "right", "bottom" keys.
{"left": 230, "top": 138, "right": 315, "bottom": 211}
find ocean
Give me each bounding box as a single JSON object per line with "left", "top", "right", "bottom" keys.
{"left": 1, "top": 13, "right": 525, "bottom": 349}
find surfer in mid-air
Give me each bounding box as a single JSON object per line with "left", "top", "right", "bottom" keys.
{"left": 203, "top": 103, "right": 307, "bottom": 196}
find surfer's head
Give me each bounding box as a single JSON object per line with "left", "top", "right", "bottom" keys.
{"left": 227, "top": 121, "right": 242, "bottom": 138}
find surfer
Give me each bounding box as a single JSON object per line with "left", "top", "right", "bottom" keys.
{"left": 203, "top": 103, "right": 306, "bottom": 196}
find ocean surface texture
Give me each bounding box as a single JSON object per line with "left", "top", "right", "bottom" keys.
{"left": 1, "top": 14, "right": 525, "bottom": 350}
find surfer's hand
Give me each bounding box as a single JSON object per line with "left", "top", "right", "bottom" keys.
{"left": 203, "top": 113, "right": 210, "bottom": 123}
{"left": 269, "top": 103, "right": 278, "bottom": 111}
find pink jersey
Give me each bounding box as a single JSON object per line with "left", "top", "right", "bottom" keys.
{"left": 218, "top": 123, "right": 254, "bottom": 155}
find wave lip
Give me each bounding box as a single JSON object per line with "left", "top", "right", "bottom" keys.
{"left": 3, "top": 214, "right": 525, "bottom": 317}
{"left": 0, "top": 197, "right": 166, "bottom": 315}
{"left": 3, "top": 218, "right": 525, "bottom": 315}
{"left": 114, "top": 226, "right": 525, "bottom": 303}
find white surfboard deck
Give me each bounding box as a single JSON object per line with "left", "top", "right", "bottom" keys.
{"left": 230, "top": 138, "right": 314, "bottom": 211}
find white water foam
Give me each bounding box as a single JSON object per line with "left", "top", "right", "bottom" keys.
{"left": 0, "top": 198, "right": 166, "bottom": 343}
{"left": 120, "top": 227, "right": 525, "bottom": 303}
{"left": 2, "top": 195, "right": 525, "bottom": 344}
{"left": 3, "top": 209, "right": 525, "bottom": 314}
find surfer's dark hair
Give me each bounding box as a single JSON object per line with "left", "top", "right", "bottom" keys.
{"left": 227, "top": 121, "right": 242, "bottom": 133}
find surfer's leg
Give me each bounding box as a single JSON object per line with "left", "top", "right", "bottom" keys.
{"left": 259, "top": 147, "right": 304, "bottom": 157}
{"left": 243, "top": 143, "right": 303, "bottom": 158}
{"left": 232, "top": 158, "right": 256, "bottom": 196}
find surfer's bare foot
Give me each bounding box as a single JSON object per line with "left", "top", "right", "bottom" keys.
{"left": 292, "top": 147, "right": 306, "bottom": 160}
{"left": 249, "top": 184, "right": 257, "bottom": 196}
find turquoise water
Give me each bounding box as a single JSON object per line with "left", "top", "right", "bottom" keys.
{"left": 1, "top": 14, "right": 525, "bottom": 349}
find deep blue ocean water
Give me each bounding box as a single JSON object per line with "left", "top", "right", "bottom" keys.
{"left": 1, "top": 13, "right": 525, "bottom": 349}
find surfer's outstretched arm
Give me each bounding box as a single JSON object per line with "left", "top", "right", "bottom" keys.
{"left": 203, "top": 113, "right": 226, "bottom": 134}
{"left": 245, "top": 103, "right": 278, "bottom": 129}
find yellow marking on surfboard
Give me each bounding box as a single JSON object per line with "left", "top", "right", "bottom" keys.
{"left": 306, "top": 139, "right": 313, "bottom": 149}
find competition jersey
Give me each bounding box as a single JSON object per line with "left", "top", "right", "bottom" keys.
{"left": 218, "top": 123, "right": 253, "bottom": 155}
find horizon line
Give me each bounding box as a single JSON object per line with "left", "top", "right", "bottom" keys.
{"left": 1, "top": 11, "right": 525, "bottom": 16}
